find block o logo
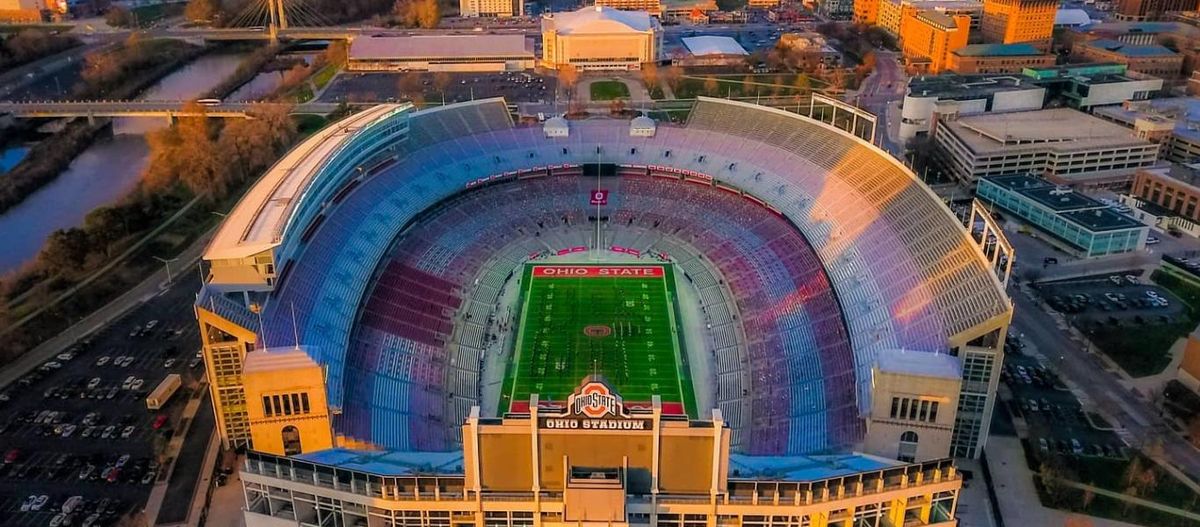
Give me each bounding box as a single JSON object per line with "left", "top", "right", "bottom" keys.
{"left": 570, "top": 382, "right": 620, "bottom": 418}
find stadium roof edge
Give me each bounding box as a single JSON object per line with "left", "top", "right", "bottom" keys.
{"left": 205, "top": 103, "right": 411, "bottom": 262}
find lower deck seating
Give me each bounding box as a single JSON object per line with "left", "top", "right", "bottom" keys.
{"left": 334, "top": 175, "right": 858, "bottom": 454}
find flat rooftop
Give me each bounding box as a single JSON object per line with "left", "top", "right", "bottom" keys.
{"left": 1081, "top": 39, "right": 1177, "bottom": 57}
{"left": 1093, "top": 97, "right": 1200, "bottom": 144}
{"left": 724, "top": 453, "right": 903, "bottom": 481}
{"left": 983, "top": 175, "right": 1143, "bottom": 231}
{"left": 243, "top": 347, "right": 319, "bottom": 374}
{"left": 907, "top": 73, "right": 1042, "bottom": 101}
{"left": 1061, "top": 208, "right": 1144, "bottom": 231}
{"left": 348, "top": 34, "right": 533, "bottom": 60}
{"left": 943, "top": 108, "right": 1150, "bottom": 155}
{"left": 682, "top": 35, "right": 747, "bottom": 56}
{"left": 290, "top": 448, "right": 909, "bottom": 483}
{"left": 293, "top": 448, "right": 466, "bottom": 476}
{"left": 875, "top": 349, "right": 961, "bottom": 379}
{"left": 953, "top": 43, "right": 1045, "bottom": 57}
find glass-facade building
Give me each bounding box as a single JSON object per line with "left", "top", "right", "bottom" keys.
{"left": 977, "top": 175, "right": 1147, "bottom": 257}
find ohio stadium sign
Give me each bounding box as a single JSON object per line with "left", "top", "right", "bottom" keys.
{"left": 540, "top": 380, "right": 652, "bottom": 430}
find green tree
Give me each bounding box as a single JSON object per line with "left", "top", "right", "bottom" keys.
{"left": 105, "top": 6, "right": 134, "bottom": 28}
{"left": 83, "top": 206, "right": 127, "bottom": 257}
{"left": 40, "top": 228, "right": 92, "bottom": 276}
{"left": 185, "top": 0, "right": 219, "bottom": 23}
{"left": 324, "top": 40, "right": 348, "bottom": 67}
{"left": 794, "top": 73, "right": 811, "bottom": 94}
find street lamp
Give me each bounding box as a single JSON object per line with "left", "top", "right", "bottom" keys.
{"left": 153, "top": 256, "right": 180, "bottom": 284}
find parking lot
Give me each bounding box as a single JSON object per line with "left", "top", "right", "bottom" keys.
{"left": 0, "top": 285, "right": 205, "bottom": 527}
{"left": 1038, "top": 273, "right": 1186, "bottom": 326}
{"left": 1001, "top": 341, "right": 1128, "bottom": 462}
{"left": 320, "top": 71, "right": 557, "bottom": 105}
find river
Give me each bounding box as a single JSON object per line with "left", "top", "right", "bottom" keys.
{"left": 0, "top": 53, "right": 249, "bottom": 275}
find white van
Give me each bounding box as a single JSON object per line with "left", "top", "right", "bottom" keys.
{"left": 62, "top": 495, "right": 82, "bottom": 514}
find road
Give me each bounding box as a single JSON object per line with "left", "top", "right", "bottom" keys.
{"left": 1009, "top": 282, "right": 1200, "bottom": 480}
{"left": 849, "top": 50, "right": 905, "bottom": 154}
{"left": 0, "top": 100, "right": 343, "bottom": 118}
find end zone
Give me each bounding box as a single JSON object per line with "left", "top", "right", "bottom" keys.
{"left": 532, "top": 265, "right": 665, "bottom": 278}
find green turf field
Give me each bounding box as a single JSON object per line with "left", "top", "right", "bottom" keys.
{"left": 501, "top": 264, "right": 695, "bottom": 415}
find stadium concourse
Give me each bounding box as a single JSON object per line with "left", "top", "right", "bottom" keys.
{"left": 196, "top": 97, "right": 1013, "bottom": 465}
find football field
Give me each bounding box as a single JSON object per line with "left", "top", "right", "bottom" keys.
{"left": 501, "top": 264, "right": 695, "bottom": 416}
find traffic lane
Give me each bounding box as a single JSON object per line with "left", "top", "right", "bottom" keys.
{"left": 1010, "top": 286, "right": 1200, "bottom": 477}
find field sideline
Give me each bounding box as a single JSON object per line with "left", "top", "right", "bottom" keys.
{"left": 500, "top": 264, "right": 696, "bottom": 416}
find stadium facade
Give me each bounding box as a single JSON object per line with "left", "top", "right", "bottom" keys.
{"left": 194, "top": 98, "right": 1012, "bottom": 526}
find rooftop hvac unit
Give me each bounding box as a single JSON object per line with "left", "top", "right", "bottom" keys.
{"left": 1049, "top": 186, "right": 1073, "bottom": 195}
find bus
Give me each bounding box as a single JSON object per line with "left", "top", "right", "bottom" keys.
{"left": 146, "top": 374, "right": 181, "bottom": 410}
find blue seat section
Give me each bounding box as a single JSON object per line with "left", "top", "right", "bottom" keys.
{"left": 257, "top": 101, "right": 1001, "bottom": 454}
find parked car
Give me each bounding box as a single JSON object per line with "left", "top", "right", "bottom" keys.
{"left": 96, "top": 356, "right": 111, "bottom": 366}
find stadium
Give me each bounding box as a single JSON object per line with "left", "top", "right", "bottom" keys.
{"left": 196, "top": 97, "right": 1012, "bottom": 526}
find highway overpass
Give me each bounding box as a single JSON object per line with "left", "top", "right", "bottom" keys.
{"left": 0, "top": 100, "right": 343, "bottom": 122}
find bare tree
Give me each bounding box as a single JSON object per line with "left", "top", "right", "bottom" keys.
{"left": 558, "top": 65, "right": 579, "bottom": 102}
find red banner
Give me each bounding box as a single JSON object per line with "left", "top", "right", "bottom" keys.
{"left": 532, "top": 265, "right": 664, "bottom": 278}
{"left": 590, "top": 189, "right": 609, "bottom": 205}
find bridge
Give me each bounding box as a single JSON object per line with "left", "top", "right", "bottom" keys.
{"left": 0, "top": 100, "right": 343, "bottom": 123}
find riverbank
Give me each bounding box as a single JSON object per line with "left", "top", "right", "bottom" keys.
{"left": 0, "top": 38, "right": 203, "bottom": 216}
{"left": 0, "top": 108, "right": 324, "bottom": 360}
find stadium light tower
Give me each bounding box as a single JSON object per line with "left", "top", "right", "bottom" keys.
{"left": 593, "top": 145, "right": 602, "bottom": 260}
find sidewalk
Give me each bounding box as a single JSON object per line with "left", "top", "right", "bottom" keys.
{"left": 0, "top": 207, "right": 212, "bottom": 392}
{"left": 986, "top": 436, "right": 1141, "bottom": 527}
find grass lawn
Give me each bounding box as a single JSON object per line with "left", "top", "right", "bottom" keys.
{"left": 502, "top": 264, "right": 694, "bottom": 415}
{"left": 1034, "top": 454, "right": 1200, "bottom": 526}
{"left": 0, "top": 24, "right": 73, "bottom": 34}
{"left": 312, "top": 64, "right": 339, "bottom": 90}
{"left": 1088, "top": 322, "right": 1186, "bottom": 377}
{"left": 589, "top": 80, "right": 630, "bottom": 101}
{"left": 672, "top": 73, "right": 828, "bottom": 100}
{"left": 292, "top": 114, "right": 328, "bottom": 135}
{"left": 130, "top": 3, "right": 184, "bottom": 26}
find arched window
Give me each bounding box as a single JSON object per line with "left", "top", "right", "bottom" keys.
{"left": 282, "top": 426, "right": 302, "bottom": 456}
{"left": 898, "top": 431, "right": 919, "bottom": 463}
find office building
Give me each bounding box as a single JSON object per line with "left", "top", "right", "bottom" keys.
{"left": 900, "top": 73, "right": 1046, "bottom": 142}
{"left": 854, "top": 0, "right": 882, "bottom": 24}
{"left": 1095, "top": 98, "right": 1200, "bottom": 163}
{"left": 947, "top": 43, "right": 1056, "bottom": 73}
{"left": 541, "top": 6, "right": 662, "bottom": 70}
{"left": 1115, "top": 0, "right": 1198, "bottom": 22}
{"left": 1073, "top": 38, "right": 1184, "bottom": 78}
{"left": 0, "top": 0, "right": 42, "bottom": 21}
{"left": 595, "top": 0, "right": 664, "bottom": 16}
{"left": 818, "top": 0, "right": 855, "bottom": 19}
{"left": 1130, "top": 164, "right": 1200, "bottom": 224}
{"left": 1024, "top": 63, "right": 1162, "bottom": 108}
{"left": 346, "top": 35, "right": 536, "bottom": 72}
{"left": 900, "top": 10, "right": 972, "bottom": 73}
{"left": 878, "top": 0, "right": 982, "bottom": 37}
{"left": 460, "top": 0, "right": 522, "bottom": 17}
{"left": 980, "top": 0, "right": 1057, "bottom": 50}
{"left": 932, "top": 107, "right": 1159, "bottom": 185}
{"left": 977, "top": 175, "right": 1149, "bottom": 256}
